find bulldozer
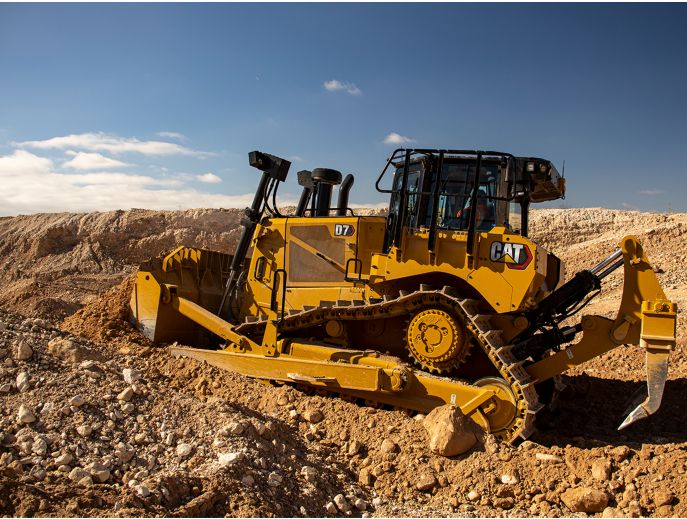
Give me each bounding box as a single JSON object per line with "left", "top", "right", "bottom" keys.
{"left": 130, "top": 148, "right": 677, "bottom": 443}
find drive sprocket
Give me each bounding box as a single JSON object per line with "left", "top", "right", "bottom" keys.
{"left": 406, "top": 307, "right": 469, "bottom": 373}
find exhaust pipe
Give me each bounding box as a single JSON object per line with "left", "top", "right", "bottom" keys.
{"left": 312, "top": 168, "right": 342, "bottom": 217}
{"left": 336, "top": 174, "right": 354, "bottom": 216}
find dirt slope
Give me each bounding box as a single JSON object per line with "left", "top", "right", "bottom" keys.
{"left": 0, "top": 207, "right": 685, "bottom": 518}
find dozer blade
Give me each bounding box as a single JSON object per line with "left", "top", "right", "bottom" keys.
{"left": 618, "top": 348, "right": 670, "bottom": 430}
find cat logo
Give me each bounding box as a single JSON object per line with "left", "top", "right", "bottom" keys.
{"left": 334, "top": 224, "right": 355, "bottom": 236}
{"left": 489, "top": 241, "right": 533, "bottom": 270}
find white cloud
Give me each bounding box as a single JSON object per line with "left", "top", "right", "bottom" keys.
{"left": 0, "top": 150, "right": 296, "bottom": 216}
{"left": 14, "top": 132, "right": 212, "bottom": 157}
{"left": 638, "top": 189, "right": 663, "bottom": 196}
{"left": 157, "top": 131, "right": 186, "bottom": 140}
{"left": 0, "top": 149, "right": 53, "bottom": 175}
{"left": 288, "top": 155, "right": 304, "bottom": 162}
{"left": 323, "top": 79, "right": 362, "bottom": 96}
{"left": 196, "top": 172, "right": 222, "bottom": 184}
{"left": 63, "top": 151, "right": 130, "bottom": 170}
{"left": 383, "top": 132, "right": 416, "bottom": 145}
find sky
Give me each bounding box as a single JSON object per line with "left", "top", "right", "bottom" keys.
{"left": 0, "top": 3, "right": 685, "bottom": 216}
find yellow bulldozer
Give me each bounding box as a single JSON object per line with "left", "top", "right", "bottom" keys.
{"left": 130, "top": 149, "right": 677, "bottom": 443}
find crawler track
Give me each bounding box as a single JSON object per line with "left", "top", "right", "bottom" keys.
{"left": 236, "top": 286, "right": 543, "bottom": 442}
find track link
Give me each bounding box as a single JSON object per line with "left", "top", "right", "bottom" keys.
{"left": 236, "top": 286, "right": 543, "bottom": 442}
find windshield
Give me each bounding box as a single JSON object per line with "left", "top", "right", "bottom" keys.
{"left": 388, "top": 157, "right": 517, "bottom": 234}
{"left": 434, "top": 162, "right": 499, "bottom": 231}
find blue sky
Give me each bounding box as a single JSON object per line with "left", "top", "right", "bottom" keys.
{"left": 0, "top": 3, "right": 685, "bottom": 215}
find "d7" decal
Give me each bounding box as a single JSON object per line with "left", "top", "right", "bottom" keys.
{"left": 334, "top": 224, "right": 355, "bottom": 236}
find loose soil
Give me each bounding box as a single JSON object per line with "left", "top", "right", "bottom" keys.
{"left": 0, "top": 207, "right": 685, "bottom": 517}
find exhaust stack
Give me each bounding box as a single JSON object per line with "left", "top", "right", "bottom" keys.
{"left": 312, "top": 168, "right": 342, "bottom": 217}
{"left": 336, "top": 174, "right": 354, "bottom": 216}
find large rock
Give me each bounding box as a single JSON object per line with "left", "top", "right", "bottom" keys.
{"left": 423, "top": 405, "right": 477, "bottom": 456}
{"left": 561, "top": 487, "right": 609, "bottom": 513}
{"left": 47, "top": 338, "right": 104, "bottom": 363}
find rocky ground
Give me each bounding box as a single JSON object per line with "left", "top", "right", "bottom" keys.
{"left": 0, "top": 207, "right": 685, "bottom": 517}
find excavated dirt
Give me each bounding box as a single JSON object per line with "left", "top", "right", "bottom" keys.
{"left": 0, "top": 207, "right": 685, "bottom": 518}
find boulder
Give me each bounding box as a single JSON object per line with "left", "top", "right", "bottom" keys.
{"left": 423, "top": 405, "right": 477, "bottom": 456}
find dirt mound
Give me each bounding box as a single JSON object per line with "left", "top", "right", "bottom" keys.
{"left": 0, "top": 206, "right": 685, "bottom": 517}
{"left": 0, "top": 209, "right": 244, "bottom": 320}
{"left": 61, "top": 276, "right": 148, "bottom": 351}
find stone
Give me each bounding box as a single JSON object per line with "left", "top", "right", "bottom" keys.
{"left": 0, "top": 383, "right": 11, "bottom": 393}
{"left": 267, "top": 472, "right": 283, "bottom": 487}
{"left": 371, "top": 462, "right": 393, "bottom": 477}
{"left": 115, "top": 443, "right": 135, "bottom": 463}
{"left": 29, "top": 465, "right": 46, "bottom": 481}
{"left": 69, "top": 395, "right": 85, "bottom": 407}
{"left": 117, "top": 387, "right": 134, "bottom": 402}
{"left": 87, "top": 462, "right": 111, "bottom": 483}
{"left": 218, "top": 452, "right": 244, "bottom": 467}
{"left": 423, "top": 405, "right": 477, "bottom": 456}
{"left": 654, "top": 490, "right": 674, "bottom": 507}
{"left": 303, "top": 409, "right": 324, "bottom": 424}
{"left": 68, "top": 467, "right": 90, "bottom": 482}
{"left": 501, "top": 471, "right": 520, "bottom": 485}
{"left": 17, "top": 404, "right": 36, "bottom": 424}
{"left": 122, "top": 368, "right": 141, "bottom": 384}
{"left": 47, "top": 338, "right": 104, "bottom": 363}
{"left": 241, "top": 475, "right": 254, "bottom": 486}
{"left": 76, "top": 425, "right": 92, "bottom": 438}
{"left": 493, "top": 497, "right": 515, "bottom": 509}
{"left": 32, "top": 436, "right": 48, "bottom": 456}
{"left": 416, "top": 473, "right": 437, "bottom": 492}
{"left": 176, "top": 443, "right": 193, "bottom": 458}
{"left": 15, "top": 342, "right": 33, "bottom": 361}
{"left": 78, "top": 475, "right": 94, "bottom": 486}
{"left": 334, "top": 493, "right": 350, "bottom": 512}
{"left": 223, "top": 422, "right": 245, "bottom": 436}
{"left": 164, "top": 432, "right": 176, "bottom": 446}
{"left": 591, "top": 458, "right": 612, "bottom": 481}
{"left": 609, "top": 445, "right": 631, "bottom": 462}
{"left": 121, "top": 403, "right": 135, "bottom": 415}
{"left": 348, "top": 439, "right": 362, "bottom": 456}
{"left": 358, "top": 467, "right": 374, "bottom": 486}
{"left": 133, "top": 432, "right": 147, "bottom": 444}
{"left": 301, "top": 466, "right": 317, "bottom": 483}
{"left": 325, "top": 502, "right": 337, "bottom": 515}
{"left": 380, "top": 438, "right": 398, "bottom": 453}
{"left": 136, "top": 484, "right": 150, "bottom": 497}
{"left": 561, "top": 487, "right": 609, "bottom": 513}
{"left": 55, "top": 453, "right": 74, "bottom": 466}
{"left": 535, "top": 452, "right": 564, "bottom": 463}
{"left": 602, "top": 507, "right": 624, "bottom": 518}
{"left": 467, "top": 490, "right": 480, "bottom": 501}
{"left": 16, "top": 372, "right": 30, "bottom": 392}
{"left": 371, "top": 497, "right": 383, "bottom": 507}
{"left": 354, "top": 498, "right": 367, "bottom": 512}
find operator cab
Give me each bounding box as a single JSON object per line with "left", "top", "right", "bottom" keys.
{"left": 377, "top": 149, "right": 565, "bottom": 251}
